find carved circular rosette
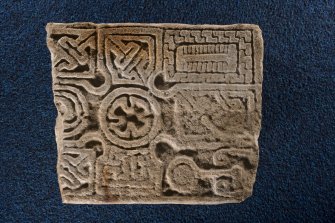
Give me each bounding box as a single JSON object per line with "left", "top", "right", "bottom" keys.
{"left": 99, "top": 87, "right": 161, "bottom": 148}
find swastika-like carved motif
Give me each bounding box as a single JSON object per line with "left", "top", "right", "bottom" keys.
{"left": 47, "top": 23, "right": 263, "bottom": 204}
{"left": 99, "top": 87, "right": 161, "bottom": 148}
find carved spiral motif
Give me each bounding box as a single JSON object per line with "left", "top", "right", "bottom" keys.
{"left": 99, "top": 88, "right": 161, "bottom": 148}
{"left": 54, "top": 85, "right": 89, "bottom": 138}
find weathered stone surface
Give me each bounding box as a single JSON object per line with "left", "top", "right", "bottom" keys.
{"left": 46, "top": 23, "right": 263, "bottom": 204}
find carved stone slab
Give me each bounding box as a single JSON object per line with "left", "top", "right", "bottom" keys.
{"left": 46, "top": 23, "right": 263, "bottom": 204}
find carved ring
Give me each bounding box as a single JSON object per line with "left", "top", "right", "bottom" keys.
{"left": 99, "top": 87, "right": 161, "bottom": 148}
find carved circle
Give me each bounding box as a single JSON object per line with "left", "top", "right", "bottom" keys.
{"left": 99, "top": 87, "right": 161, "bottom": 148}
{"left": 166, "top": 157, "right": 200, "bottom": 194}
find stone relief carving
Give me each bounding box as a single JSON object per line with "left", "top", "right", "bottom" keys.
{"left": 47, "top": 23, "right": 263, "bottom": 204}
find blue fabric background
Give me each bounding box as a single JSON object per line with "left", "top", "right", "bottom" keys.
{"left": 0, "top": 0, "right": 334, "bottom": 222}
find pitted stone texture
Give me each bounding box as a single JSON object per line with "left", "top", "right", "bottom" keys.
{"left": 47, "top": 23, "right": 263, "bottom": 204}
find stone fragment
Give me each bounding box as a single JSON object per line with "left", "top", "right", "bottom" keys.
{"left": 46, "top": 23, "right": 263, "bottom": 204}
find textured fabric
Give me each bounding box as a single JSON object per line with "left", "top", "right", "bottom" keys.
{"left": 0, "top": 0, "right": 334, "bottom": 222}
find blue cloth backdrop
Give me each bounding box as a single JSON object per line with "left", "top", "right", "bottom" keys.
{"left": 0, "top": 0, "right": 334, "bottom": 222}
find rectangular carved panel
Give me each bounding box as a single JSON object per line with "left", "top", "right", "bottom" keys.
{"left": 47, "top": 23, "right": 263, "bottom": 204}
